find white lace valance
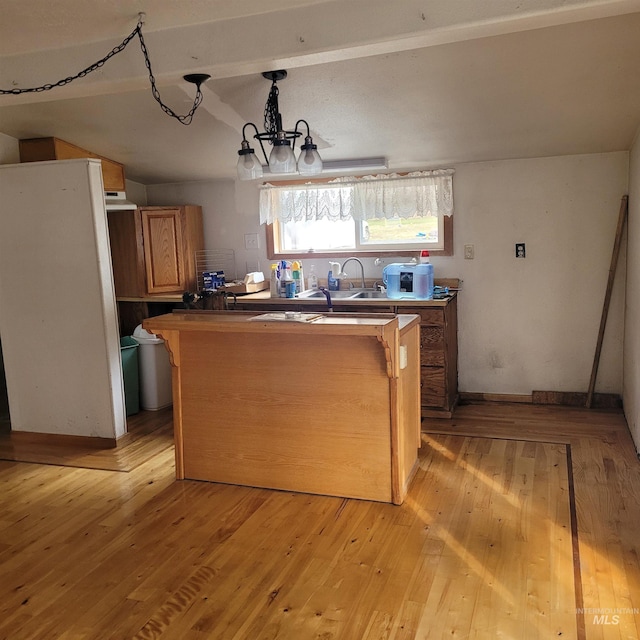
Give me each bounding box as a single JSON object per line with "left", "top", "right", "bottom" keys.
{"left": 259, "top": 169, "right": 454, "bottom": 225}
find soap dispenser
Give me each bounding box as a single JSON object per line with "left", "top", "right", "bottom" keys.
{"left": 328, "top": 261, "right": 341, "bottom": 291}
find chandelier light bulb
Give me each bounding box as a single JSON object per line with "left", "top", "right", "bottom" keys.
{"left": 297, "top": 135, "right": 323, "bottom": 175}
{"left": 268, "top": 137, "right": 297, "bottom": 174}
{"left": 236, "top": 140, "right": 263, "bottom": 180}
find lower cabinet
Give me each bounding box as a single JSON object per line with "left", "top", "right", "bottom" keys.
{"left": 234, "top": 295, "right": 458, "bottom": 418}
{"left": 402, "top": 300, "right": 458, "bottom": 418}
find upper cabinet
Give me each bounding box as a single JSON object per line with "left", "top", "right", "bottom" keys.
{"left": 109, "top": 205, "right": 204, "bottom": 297}
{"left": 140, "top": 206, "right": 204, "bottom": 294}
{"left": 19, "top": 137, "right": 126, "bottom": 192}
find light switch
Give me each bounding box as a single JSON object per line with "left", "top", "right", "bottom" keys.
{"left": 464, "top": 244, "right": 474, "bottom": 260}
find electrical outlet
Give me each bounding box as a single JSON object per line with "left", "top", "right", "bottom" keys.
{"left": 515, "top": 243, "right": 526, "bottom": 258}
{"left": 244, "top": 233, "right": 259, "bottom": 250}
{"left": 464, "top": 244, "right": 474, "bottom": 260}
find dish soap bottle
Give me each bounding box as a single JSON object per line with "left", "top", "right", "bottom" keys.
{"left": 307, "top": 264, "right": 318, "bottom": 290}
{"left": 328, "top": 261, "right": 340, "bottom": 291}
{"left": 292, "top": 261, "right": 304, "bottom": 294}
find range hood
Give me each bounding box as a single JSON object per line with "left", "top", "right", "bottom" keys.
{"left": 104, "top": 191, "right": 138, "bottom": 211}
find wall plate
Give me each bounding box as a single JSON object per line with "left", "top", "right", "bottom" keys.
{"left": 244, "top": 233, "right": 260, "bottom": 250}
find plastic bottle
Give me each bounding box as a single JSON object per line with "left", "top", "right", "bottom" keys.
{"left": 328, "top": 261, "right": 341, "bottom": 291}
{"left": 383, "top": 256, "right": 434, "bottom": 300}
{"left": 292, "top": 261, "right": 303, "bottom": 294}
{"left": 280, "top": 260, "right": 294, "bottom": 298}
{"left": 307, "top": 264, "right": 319, "bottom": 290}
{"left": 417, "top": 250, "right": 434, "bottom": 299}
{"left": 270, "top": 263, "right": 280, "bottom": 298}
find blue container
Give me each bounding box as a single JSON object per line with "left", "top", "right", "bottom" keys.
{"left": 383, "top": 263, "right": 434, "bottom": 300}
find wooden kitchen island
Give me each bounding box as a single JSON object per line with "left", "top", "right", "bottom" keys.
{"left": 144, "top": 310, "right": 421, "bottom": 504}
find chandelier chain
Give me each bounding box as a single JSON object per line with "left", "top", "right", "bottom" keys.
{"left": 0, "top": 17, "right": 204, "bottom": 125}
{"left": 263, "top": 83, "right": 280, "bottom": 139}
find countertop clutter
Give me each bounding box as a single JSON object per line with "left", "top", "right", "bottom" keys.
{"left": 144, "top": 311, "right": 422, "bottom": 504}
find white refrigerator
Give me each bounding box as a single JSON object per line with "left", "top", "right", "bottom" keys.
{"left": 0, "top": 158, "right": 126, "bottom": 440}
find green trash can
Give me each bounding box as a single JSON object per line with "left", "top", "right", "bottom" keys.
{"left": 120, "top": 336, "right": 140, "bottom": 416}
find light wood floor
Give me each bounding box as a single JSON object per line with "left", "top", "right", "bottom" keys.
{"left": 0, "top": 402, "right": 638, "bottom": 639}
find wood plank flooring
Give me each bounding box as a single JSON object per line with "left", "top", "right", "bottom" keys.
{"left": 0, "top": 402, "right": 638, "bottom": 639}
{"left": 0, "top": 408, "right": 173, "bottom": 471}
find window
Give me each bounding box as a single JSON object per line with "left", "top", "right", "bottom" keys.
{"left": 261, "top": 170, "right": 454, "bottom": 258}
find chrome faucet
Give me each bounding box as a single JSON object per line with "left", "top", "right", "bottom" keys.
{"left": 339, "top": 257, "right": 366, "bottom": 289}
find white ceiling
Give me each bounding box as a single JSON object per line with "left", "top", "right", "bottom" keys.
{"left": 1, "top": 0, "right": 640, "bottom": 185}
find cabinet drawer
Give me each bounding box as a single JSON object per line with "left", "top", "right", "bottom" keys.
{"left": 422, "top": 389, "right": 446, "bottom": 407}
{"left": 420, "top": 325, "right": 444, "bottom": 349}
{"left": 421, "top": 348, "right": 445, "bottom": 367}
{"left": 404, "top": 307, "right": 445, "bottom": 326}
{"left": 421, "top": 366, "right": 446, "bottom": 396}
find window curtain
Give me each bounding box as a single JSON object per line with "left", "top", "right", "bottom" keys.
{"left": 259, "top": 169, "right": 454, "bottom": 225}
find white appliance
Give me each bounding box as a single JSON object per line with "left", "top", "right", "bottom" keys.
{"left": 0, "top": 159, "right": 126, "bottom": 439}
{"left": 104, "top": 191, "right": 138, "bottom": 211}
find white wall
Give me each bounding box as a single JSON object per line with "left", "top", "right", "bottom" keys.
{"left": 624, "top": 133, "right": 640, "bottom": 451}
{"left": 149, "top": 151, "right": 628, "bottom": 398}
{"left": 0, "top": 132, "right": 19, "bottom": 164}
{"left": 454, "top": 153, "right": 627, "bottom": 396}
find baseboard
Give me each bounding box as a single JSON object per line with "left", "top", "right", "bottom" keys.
{"left": 532, "top": 390, "right": 622, "bottom": 409}
{"left": 7, "top": 430, "right": 116, "bottom": 449}
{"left": 459, "top": 392, "right": 533, "bottom": 404}
{"left": 458, "top": 390, "right": 622, "bottom": 409}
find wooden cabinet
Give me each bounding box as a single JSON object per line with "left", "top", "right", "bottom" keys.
{"left": 108, "top": 205, "right": 204, "bottom": 297}
{"left": 19, "top": 137, "right": 126, "bottom": 191}
{"left": 107, "top": 208, "right": 146, "bottom": 298}
{"left": 145, "top": 311, "right": 421, "bottom": 504}
{"left": 403, "top": 299, "right": 458, "bottom": 418}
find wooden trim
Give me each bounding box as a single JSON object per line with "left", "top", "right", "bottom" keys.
{"left": 586, "top": 195, "right": 628, "bottom": 408}
{"left": 164, "top": 331, "right": 185, "bottom": 479}
{"left": 389, "top": 375, "right": 401, "bottom": 504}
{"left": 566, "top": 445, "right": 587, "bottom": 639}
{"left": 459, "top": 392, "right": 533, "bottom": 404}
{"left": 8, "top": 430, "right": 116, "bottom": 449}
{"left": 533, "top": 390, "right": 622, "bottom": 408}
{"left": 459, "top": 390, "right": 623, "bottom": 409}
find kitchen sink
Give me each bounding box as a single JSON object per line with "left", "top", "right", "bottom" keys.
{"left": 296, "top": 289, "right": 388, "bottom": 300}
{"left": 352, "top": 291, "right": 388, "bottom": 299}
{"left": 296, "top": 290, "right": 357, "bottom": 299}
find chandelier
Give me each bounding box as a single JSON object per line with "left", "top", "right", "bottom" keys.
{"left": 236, "top": 70, "right": 323, "bottom": 181}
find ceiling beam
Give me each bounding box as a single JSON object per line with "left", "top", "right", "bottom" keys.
{"left": 2, "top": 0, "right": 640, "bottom": 108}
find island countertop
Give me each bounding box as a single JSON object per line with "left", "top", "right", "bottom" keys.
{"left": 143, "top": 310, "right": 422, "bottom": 504}
{"left": 144, "top": 309, "right": 420, "bottom": 336}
